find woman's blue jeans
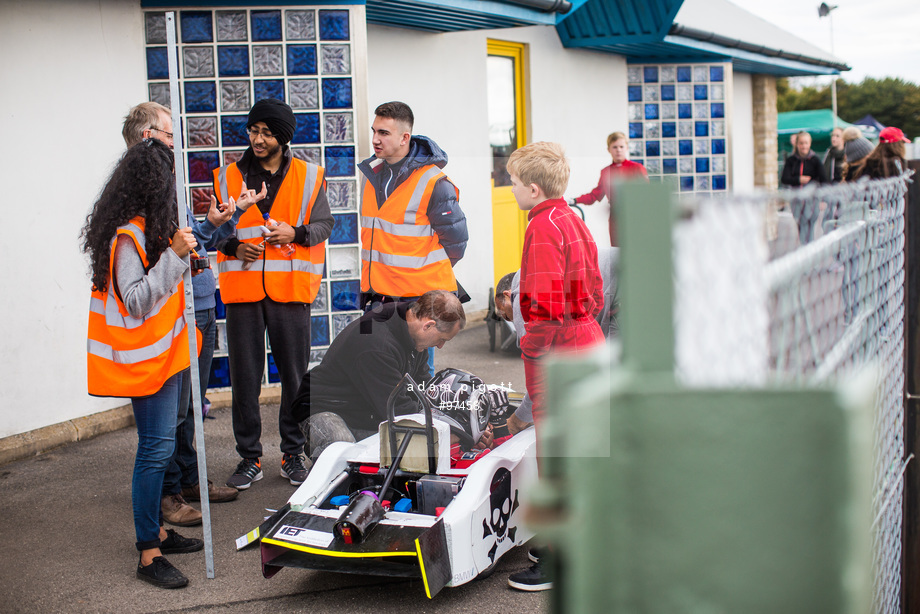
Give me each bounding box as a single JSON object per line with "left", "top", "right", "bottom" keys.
{"left": 131, "top": 370, "right": 183, "bottom": 551}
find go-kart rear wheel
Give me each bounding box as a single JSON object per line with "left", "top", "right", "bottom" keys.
{"left": 476, "top": 559, "right": 499, "bottom": 580}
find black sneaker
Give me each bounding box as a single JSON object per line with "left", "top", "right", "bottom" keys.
{"left": 227, "top": 458, "right": 262, "bottom": 490}
{"left": 136, "top": 556, "right": 188, "bottom": 589}
{"left": 508, "top": 561, "right": 553, "bottom": 592}
{"left": 160, "top": 529, "right": 204, "bottom": 554}
{"left": 281, "top": 453, "right": 309, "bottom": 486}
{"left": 528, "top": 546, "right": 542, "bottom": 564}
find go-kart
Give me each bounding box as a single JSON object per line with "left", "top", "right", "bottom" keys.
{"left": 242, "top": 373, "right": 537, "bottom": 598}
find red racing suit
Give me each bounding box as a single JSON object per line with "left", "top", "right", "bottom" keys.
{"left": 519, "top": 198, "right": 605, "bottom": 427}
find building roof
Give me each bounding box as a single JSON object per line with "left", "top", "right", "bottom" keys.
{"left": 366, "top": 0, "right": 848, "bottom": 77}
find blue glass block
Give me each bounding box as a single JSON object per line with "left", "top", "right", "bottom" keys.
{"left": 695, "top": 157, "right": 710, "bottom": 173}
{"left": 184, "top": 82, "right": 216, "bottom": 113}
{"left": 287, "top": 44, "right": 317, "bottom": 75}
{"left": 267, "top": 353, "right": 281, "bottom": 384}
{"left": 326, "top": 146, "right": 355, "bottom": 177}
{"left": 218, "top": 46, "right": 249, "bottom": 77}
{"left": 311, "top": 315, "right": 330, "bottom": 346}
{"left": 710, "top": 66, "right": 724, "bottom": 82}
{"left": 679, "top": 140, "right": 693, "bottom": 156}
{"left": 643, "top": 66, "right": 658, "bottom": 83}
{"left": 181, "top": 11, "right": 213, "bottom": 43}
{"left": 694, "top": 85, "right": 708, "bottom": 100}
{"left": 644, "top": 104, "right": 659, "bottom": 120}
{"left": 254, "top": 80, "right": 285, "bottom": 102}
{"left": 330, "top": 213, "right": 358, "bottom": 245}
{"left": 695, "top": 121, "right": 709, "bottom": 137}
{"left": 221, "top": 115, "right": 249, "bottom": 147}
{"left": 291, "top": 113, "right": 320, "bottom": 144}
{"left": 208, "top": 356, "right": 231, "bottom": 389}
{"left": 632, "top": 159, "right": 643, "bottom": 167}
{"left": 214, "top": 289, "right": 226, "bottom": 319}
{"left": 677, "top": 66, "right": 692, "bottom": 82}
{"left": 323, "top": 78, "right": 352, "bottom": 109}
{"left": 662, "top": 122, "right": 676, "bottom": 138}
{"left": 711, "top": 138, "right": 726, "bottom": 154}
{"left": 188, "top": 151, "right": 219, "bottom": 184}
{"left": 645, "top": 141, "right": 660, "bottom": 157}
{"left": 319, "top": 10, "right": 350, "bottom": 40}
{"left": 711, "top": 102, "right": 725, "bottom": 118}
{"left": 713, "top": 175, "right": 727, "bottom": 190}
{"left": 678, "top": 103, "right": 692, "bottom": 119}
{"left": 251, "top": 10, "right": 282, "bottom": 41}
{"left": 331, "top": 280, "right": 361, "bottom": 311}
{"left": 628, "top": 86, "right": 642, "bottom": 102}
{"left": 146, "top": 47, "right": 168, "bottom": 80}
{"left": 663, "top": 158, "right": 677, "bottom": 174}
{"left": 661, "top": 85, "right": 675, "bottom": 101}
{"left": 628, "top": 122, "right": 643, "bottom": 139}
{"left": 679, "top": 176, "right": 694, "bottom": 192}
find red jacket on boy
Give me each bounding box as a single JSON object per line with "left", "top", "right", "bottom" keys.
{"left": 519, "top": 198, "right": 605, "bottom": 425}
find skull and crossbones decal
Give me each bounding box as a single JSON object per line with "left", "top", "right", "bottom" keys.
{"left": 482, "top": 468, "right": 519, "bottom": 563}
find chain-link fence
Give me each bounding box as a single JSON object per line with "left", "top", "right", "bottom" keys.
{"left": 672, "top": 171, "right": 912, "bottom": 613}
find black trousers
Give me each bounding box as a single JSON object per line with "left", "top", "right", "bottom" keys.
{"left": 226, "top": 298, "right": 310, "bottom": 458}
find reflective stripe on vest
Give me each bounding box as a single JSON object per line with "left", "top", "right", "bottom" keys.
{"left": 360, "top": 164, "right": 457, "bottom": 296}
{"left": 86, "top": 217, "right": 193, "bottom": 398}
{"left": 214, "top": 159, "right": 326, "bottom": 304}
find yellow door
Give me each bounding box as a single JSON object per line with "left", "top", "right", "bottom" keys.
{"left": 487, "top": 40, "right": 528, "bottom": 288}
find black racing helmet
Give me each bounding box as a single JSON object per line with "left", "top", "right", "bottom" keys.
{"left": 425, "top": 368, "right": 490, "bottom": 443}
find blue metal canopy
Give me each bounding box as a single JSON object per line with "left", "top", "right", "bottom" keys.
{"left": 367, "top": 0, "right": 847, "bottom": 77}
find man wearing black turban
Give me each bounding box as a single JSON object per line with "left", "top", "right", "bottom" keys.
{"left": 213, "top": 98, "right": 334, "bottom": 490}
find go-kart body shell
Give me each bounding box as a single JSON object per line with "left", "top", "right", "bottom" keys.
{"left": 257, "top": 420, "right": 537, "bottom": 596}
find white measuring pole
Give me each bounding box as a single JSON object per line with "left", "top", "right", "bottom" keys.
{"left": 166, "top": 11, "right": 215, "bottom": 579}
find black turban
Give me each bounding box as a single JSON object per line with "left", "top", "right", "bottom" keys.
{"left": 247, "top": 98, "right": 296, "bottom": 145}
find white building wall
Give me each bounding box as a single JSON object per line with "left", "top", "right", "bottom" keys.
{"left": 366, "top": 24, "right": 627, "bottom": 311}
{"left": 0, "top": 6, "right": 762, "bottom": 438}
{"left": 0, "top": 0, "right": 146, "bottom": 438}
{"left": 731, "top": 71, "right": 755, "bottom": 192}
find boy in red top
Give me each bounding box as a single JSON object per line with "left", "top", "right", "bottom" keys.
{"left": 505, "top": 141, "right": 605, "bottom": 591}
{"left": 568, "top": 131, "right": 647, "bottom": 246}
{"left": 508, "top": 141, "right": 605, "bottom": 430}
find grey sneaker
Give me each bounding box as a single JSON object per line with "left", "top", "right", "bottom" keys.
{"left": 227, "top": 458, "right": 262, "bottom": 490}
{"left": 281, "top": 453, "right": 309, "bottom": 486}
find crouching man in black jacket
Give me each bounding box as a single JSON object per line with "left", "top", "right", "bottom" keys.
{"left": 292, "top": 290, "right": 465, "bottom": 464}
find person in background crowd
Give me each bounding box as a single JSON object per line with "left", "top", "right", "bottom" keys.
{"left": 780, "top": 131, "right": 828, "bottom": 188}
{"left": 849, "top": 126, "right": 909, "bottom": 180}
{"left": 823, "top": 127, "right": 844, "bottom": 183}
{"left": 841, "top": 127, "right": 875, "bottom": 181}
{"left": 567, "top": 131, "right": 647, "bottom": 246}
{"left": 82, "top": 139, "right": 204, "bottom": 589}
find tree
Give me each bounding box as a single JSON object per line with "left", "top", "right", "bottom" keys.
{"left": 777, "top": 77, "right": 920, "bottom": 138}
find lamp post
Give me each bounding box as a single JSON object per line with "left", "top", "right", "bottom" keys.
{"left": 818, "top": 2, "right": 839, "bottom": 127}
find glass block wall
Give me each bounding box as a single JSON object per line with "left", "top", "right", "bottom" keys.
{"left": 144, "top": 7, "right": 363, "bottom": 390}
{"left": 626, "top": 63, "right": 732, "bottom": 195}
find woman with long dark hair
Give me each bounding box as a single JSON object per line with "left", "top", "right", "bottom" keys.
{"left": 82, "top": 138, "right": 202, "bottom": 589}
{"left": 849, "top": 126, "right": 909, "bottom": 180}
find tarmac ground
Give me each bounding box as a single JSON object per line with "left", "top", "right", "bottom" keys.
{"left": 0, "top": 319, "right": 546, "bottom": 613}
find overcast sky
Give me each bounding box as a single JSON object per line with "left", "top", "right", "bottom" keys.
{"left": 729, "top": 0, "right": 920, "bottom": 85}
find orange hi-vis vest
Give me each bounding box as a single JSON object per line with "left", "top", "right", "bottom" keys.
{"left": 214, "top": 158, "right": 326, "bottom": 304}
{"left": 361, "top": 164, "right": 458, "bottom": 297}
{"left": 87, "top": 217, "right": 196, "bottom": 398}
